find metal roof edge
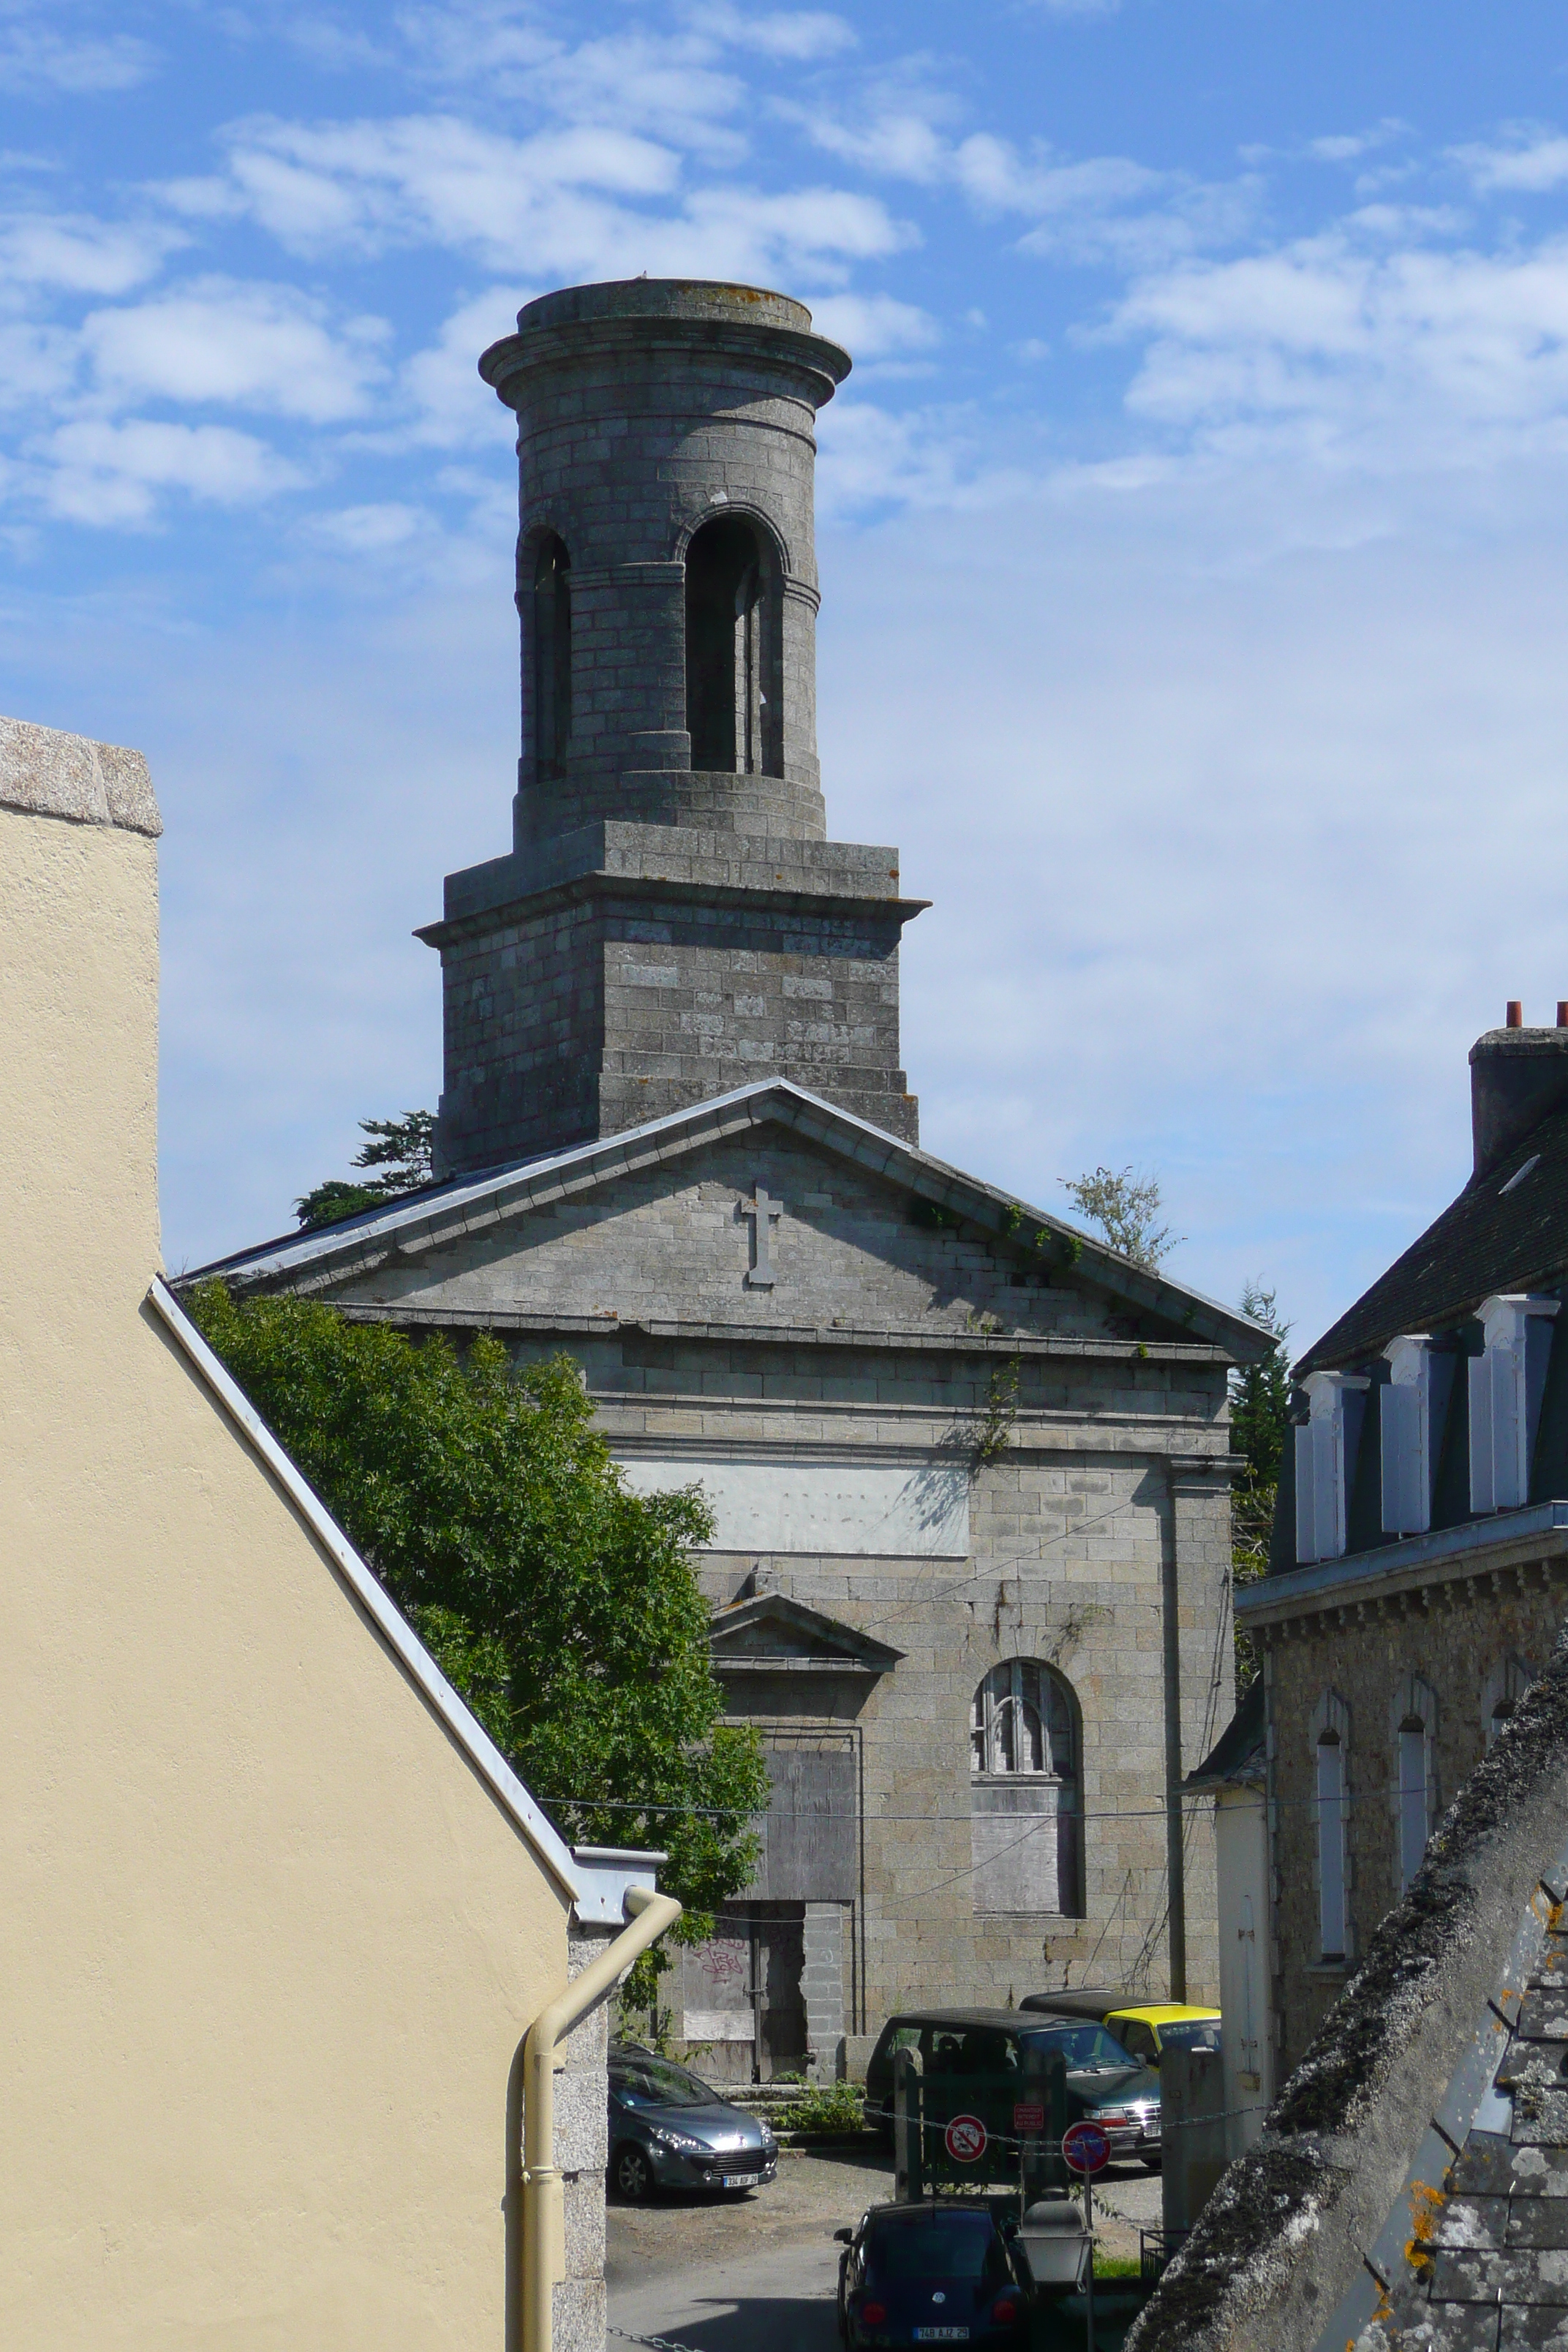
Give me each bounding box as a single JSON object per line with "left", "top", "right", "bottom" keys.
{"left": 145, "top": 1275, "right": 615, "bottom": 1917}
{"left": 1235, "top": 1501, "right": 1568, "bottom": 1621}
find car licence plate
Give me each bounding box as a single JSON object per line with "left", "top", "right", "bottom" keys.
{"left": 913, "top": 2332, "right": 969, "bottom": 2342}
{"left": 722, "top": 2173, "right": 760, "bottom": 2188}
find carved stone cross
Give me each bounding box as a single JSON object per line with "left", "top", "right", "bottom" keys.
{"left": 742, "top": 1185, "right": 782, "bottom": 1288}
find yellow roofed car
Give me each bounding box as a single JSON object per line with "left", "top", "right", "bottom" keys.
{"left": 1018, "top": 1991, "right": 1221, "bottom": 2070}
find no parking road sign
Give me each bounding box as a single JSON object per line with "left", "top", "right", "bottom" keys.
{"left": 1062, "top": 2119, "right": 1111, "bottom": 2176}
{"left": 943, "top": 2114, "right": 988, "bottom": 2165}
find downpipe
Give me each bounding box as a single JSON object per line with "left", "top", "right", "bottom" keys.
{"left": 513, "top": 1882, "right": 682, "bottom": 2352}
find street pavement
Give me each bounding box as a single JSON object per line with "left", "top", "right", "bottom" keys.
{"left": 606, "top": 2147, "right": 1165, "bottom": 2352}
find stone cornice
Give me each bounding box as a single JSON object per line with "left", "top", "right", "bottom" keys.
{"left": 1236, "top": 1501, "right": 1568, "bottom": 1634}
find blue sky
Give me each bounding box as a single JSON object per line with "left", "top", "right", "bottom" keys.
{"left": 8, "top": 0, "right": 1568, "bottom": 1346}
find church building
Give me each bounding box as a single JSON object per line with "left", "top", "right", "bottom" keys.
{"left": 190, "top": 277, "right": 1267, "bottom": 2078}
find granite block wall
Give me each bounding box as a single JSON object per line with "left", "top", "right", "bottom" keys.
{"left": 1260, "top": 1559, "right": 1568, "bottom": 2079}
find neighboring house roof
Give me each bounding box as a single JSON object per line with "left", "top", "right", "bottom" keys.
{"left": 708, "top": 1591, "right": 905, "bottom": 1676}
{"left": 180, "top": 1078, "right": 1271, "bottom": 1360}
{"left": 1183, "top": 1678, "right": 1264, "bottom": 1792}
{"left": 1300, "top": 1101, "right": 1568, "bottom": 1373}
{"left": 148, "top": 1277, "right": 657, "bottom": 1929}
{"left": 1126, "top": 1637, "right": 1568, "bottom": 2352}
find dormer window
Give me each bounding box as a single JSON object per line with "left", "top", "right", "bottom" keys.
{"left": 1294, "top": 1371, "right": 1370, "bottom": 1564}
{"left": 1380, "top": 1335, "right": 1454, "bottom": 1538}
{"left": 1469, "top": 1293, "right": 1560, "bottom": 1514}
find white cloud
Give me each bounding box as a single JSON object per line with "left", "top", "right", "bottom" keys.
{"left": 0, "top": 22, "right": 156, "bottom": 97}
{"left": 1306, "top": 120, "right": 1409, "bottom": 165}
{"left": 160, "top": 109, "right": 913, "bottom": 284}
{"left": 77, "top": 279, "right": 388, "bottom": 423}
{"left": 0, "top": 317, "right": 75, "bottom": 410}
{"left": 695, "top": 5, "right": 856, "bottom": 61}
{"left": 401, "top": 286, "right": 532, "bottom": 445}
{"left": 790, "top": 108, "right": 1256, "bottom": 270}
{"left": 37, "top": 418, "right": 305, "bottom": 524}
{"left": 1454, "top": 128, "right": 1568, "bottom": 195}
{"left": 807, "top": 290, "right": 938, "bottom": 356}
{"left": 304, "top": 501, "right": 426, "bottom": 551}
{"left": 1109, "top": 222, "right": 1568, "bottom": 465}
{"left": 0, "top": 211, "right": 178, "bottom": 297}
{"left": 393, "top": 10, "right": 746, "bottom": 154}
{"left": 163, "top": 114, "right": 684, "bottom": 257}
{"left": 78, "top": 279, "right": 388, "bottom": 423}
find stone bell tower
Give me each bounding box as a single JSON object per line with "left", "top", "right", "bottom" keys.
{"left": 422, "top": 278, "right": 925, "bottom": 1177}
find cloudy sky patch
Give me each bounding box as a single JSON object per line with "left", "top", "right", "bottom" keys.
{"left": 6, "top": 0, "right": 1568, "bottom": 1349}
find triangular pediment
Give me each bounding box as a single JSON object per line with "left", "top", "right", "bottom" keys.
{"left": 708, "top": 1591, "right": 904, "bottom": 1676}
{"left": 186, "top": 1080, "right": 1268, "bottom": 1363}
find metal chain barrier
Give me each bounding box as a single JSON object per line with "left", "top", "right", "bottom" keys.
{"left": 608, "top": 2323, "right": 711, "bottom": 2352}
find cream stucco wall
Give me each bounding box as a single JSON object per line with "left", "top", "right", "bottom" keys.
{"left": 0, "top": 787, "right": 573, "bottom": 2347}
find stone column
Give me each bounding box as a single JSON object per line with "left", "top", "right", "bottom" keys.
{"left": 546, "top": 1923, "right": 616, "bottom": 2352}
{"left": 1164, "top": 1458, "right": 1236, "bottom": 2005}
{"left": 802, "top": 1901, "right": 846, "bottom": 2076}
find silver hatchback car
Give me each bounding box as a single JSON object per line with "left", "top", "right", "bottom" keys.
{"left": 608, "top": 2044, "right": 779, "bottom": 2201}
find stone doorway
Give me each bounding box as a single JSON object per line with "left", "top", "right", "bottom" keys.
{"left": 678, "top": 1904, "right": 809, "bottom": 2082}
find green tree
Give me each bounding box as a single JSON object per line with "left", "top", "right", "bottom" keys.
{"left": 1230, "top": 1279, "right": 1292, "bottom": 1687}
{"left": 1060, "top": 1165, "right": 1183, "bottom": 1270}
{"left": 295, "top": 1110, "right": 437, "bottom": 1230}
{"left": 186, "top": 1281, "right": 769, "bottom": 1993}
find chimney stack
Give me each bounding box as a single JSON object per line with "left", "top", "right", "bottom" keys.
{"left": 1470, "top": 1005, "right": 1568, "bottom": 1178}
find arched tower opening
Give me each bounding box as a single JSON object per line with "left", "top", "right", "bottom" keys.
{"left": 684, "top": 514, "right": 781, "bottom": 777}
{"left": 529, "top": 532, "right": 572, "bottom": 781}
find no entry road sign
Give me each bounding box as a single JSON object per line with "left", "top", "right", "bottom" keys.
{"left": 1062, "top": 2119, "right": 1111, "bottom": 2176}
{"left": 944, "top": 2114, "right": 988, "bottom": 2164}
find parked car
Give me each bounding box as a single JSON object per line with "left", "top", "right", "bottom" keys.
{"left": 863, "top": 2008, "right": 1163, "bottom": 2170}
{"left": 1018, "top": 1990, "right": 1222, "bottom": 2070}
{"left": 835, "top": 2200, "right": 1030, "bottom": 2348}
{"left": 607, "top": 2043, "right": 778, "bottom": 2201}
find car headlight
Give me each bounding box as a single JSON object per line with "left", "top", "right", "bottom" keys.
{"left": 760, "top": 2127, "right": 777, "bottom": 2149}
{"left": 648, "top": 2126, "right": 707, "bottom": 2156}
{"left": 1086, "top": 2107, "right": 1131, "bottom": 2127}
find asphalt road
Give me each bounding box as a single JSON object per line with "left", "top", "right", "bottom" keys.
{"left": 605, "top": 2147, "right": 1165, "bottom": 2352}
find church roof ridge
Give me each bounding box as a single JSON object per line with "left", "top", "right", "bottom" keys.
{"left": 178, "top": 1077, "right": 1270, "bottom": 1357}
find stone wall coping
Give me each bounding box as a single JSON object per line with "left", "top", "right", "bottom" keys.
{"left": 441, "top": 822, "right": 905, "bottom": 924}
{"left": 327, "top": 1298, "right": 1235, "bottom": 1365}
{"left": 0, "top": 712, "right": 161, "bottom": 837}
{"left": 1236, "top": 1501, "right": 1568, "bottom": 1629}
{"left": 419, "top": 859, "right": 928, "bottom": 951}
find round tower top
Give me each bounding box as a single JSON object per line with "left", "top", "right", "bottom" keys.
{"left": 480, "top": 276, "right": 851, "bottom": 407}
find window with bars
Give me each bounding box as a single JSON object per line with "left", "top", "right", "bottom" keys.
{"left": 969, "top": 1659, "right": 1076, "bottom": 1779}
{"left": 968, "top": 1660, "right": 1082, "bottom": 1917}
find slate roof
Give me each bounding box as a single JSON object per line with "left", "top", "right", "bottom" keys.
{"left": 1301, "top": 1102, "right": 1568, "bottom": 1374}
{"left": 1183, "top": 1678, "right": 1264, "bottom": 1792}
{"left": 181, "top": 1077, "right": 1271, "bottom": 1360}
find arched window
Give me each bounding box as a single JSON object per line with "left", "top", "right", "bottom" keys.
{"left": 532, "top": 534, "right": 571, "bottom": 778}
{"left": 1311, "top": 1687, "right": 1351, "bottom": 1963}
{"left": 1485, "top": 1655, "right": 1536, "bottom": 1748}
{"left": 1316, "top": 1730, "right": 1346, "bottom": 1959}
{"left": 1390, "top": 1672, "right": 1438, "bottom": 1895}
{"left": 685, "top": 514, "right": 779, "bottom": 775}
{"left": 968, "top": 1660, "right": 1082, "bottom": 1918}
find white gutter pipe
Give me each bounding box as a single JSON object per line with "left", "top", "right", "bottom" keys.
{"left": 516, "top": 1882, "right": 682, "bottom": 2352}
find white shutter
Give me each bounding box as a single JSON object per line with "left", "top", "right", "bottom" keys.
{"left": 1294, "top": 1372, "right": 1369, "bottom": 1563}
{"left": 1470, "top": 1296, "right": 1559, "bottom": 1514}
